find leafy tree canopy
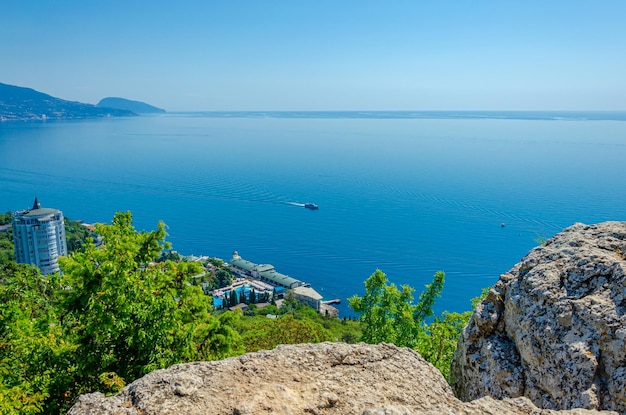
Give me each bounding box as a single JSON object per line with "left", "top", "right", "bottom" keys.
{"left": 240, "top": 314, "right": 332, "bottom": 352}
{"left": 348, "top": 269, "right": 444, "bottom": 348}
{"left": 348, "top": 269, "right": 486, "bottom": 380}
{"left": 0, "top": 211, "right": 244, "bottom": 414}
{"left": 0, "top": 211, "right": 12, "bottom": 225}
{"left": 57, "top": 212, "right": 243, "bottom": 389}
{"left": 63, "top": 218, "right": 94, "bottom": 253}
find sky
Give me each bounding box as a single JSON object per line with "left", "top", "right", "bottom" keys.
{"left": 1, "top": 1, "right": 625, "bottom": 111}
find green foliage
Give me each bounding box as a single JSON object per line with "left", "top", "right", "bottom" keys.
{"left": 239, "top": 314, "right": 332, "bottom": 352}
{"left": 0, "top": 212, "right": 14, "bottom": 269}
{"left": 157, "top": 250, "right": 181, "bottom": 262}
{"left": 201, "top": 259, "right": 234, "bottom": 291}
{"left": 215, "top": 269, "right": 233, "bottom": 288}
{"left": 63, "top": 218, "right": 94, "bottom": 253}
{"left": 234, "top": 299, "right": 361, "bottom": 349}
{"left": 417, "top": 311, "right": 471, "bottom": 379}
{"left": 97, "top": 372, "right": 125, "bottom": 395}
{"left": 0, "top": 232, "right": 15, "bottom": 267}
{"left": 349, "top": 269, "right": 488, "bottom": 381}
{"left": 534, "top": 232, "right": 548, "bottom": 246}
{"left": 229, "top": 290, "right": 238, "bottom": 306}
{"left": 348, "top": 269, "right": 445, "bottom": 348}
{"left": 0, "top": 211, "right": 243, "bottom": 414}
{"left": 471, "top": 287, "right": 491, "bottom": 309}
{"left": 414, "top": 271, "right": 445, "bottom": 323}
{"left": 417, "top": 287, "right": 489, "bottom": 379}
{"left": 0, "top": 212, "right": 11, "bottom": 225}
{"left": 0, "top": 263, "right": 77, "bottom": 414}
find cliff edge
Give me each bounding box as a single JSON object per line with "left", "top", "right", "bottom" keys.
{"left": 69, "top": 342, "right": 615, "bottom": 415}
{"left": 452, "top": 221, "right": 626, "bottom": 414}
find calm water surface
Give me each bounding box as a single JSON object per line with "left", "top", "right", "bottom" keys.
{"left": 1, "top": 112, "right": 625, "bottom": 315}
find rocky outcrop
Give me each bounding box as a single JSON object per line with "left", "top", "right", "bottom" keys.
{"left": 452, "top": 221, "right": 626, "bottom": 414}
{"left": 69, "top": 342, "right": 616, "bottom": 415}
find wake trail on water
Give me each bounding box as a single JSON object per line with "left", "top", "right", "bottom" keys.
{"left": 0, "top": 167, "right": 307, "bottom": 210}
{"left": 0, "top": 167, "right": 567, "bottom": 232}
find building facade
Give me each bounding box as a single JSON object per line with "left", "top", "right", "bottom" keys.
{"left": 12, "top": 198, "right": 67, "bottom": 275}
{"left": 292, "top": 286, "right": 323, "bottom": 311}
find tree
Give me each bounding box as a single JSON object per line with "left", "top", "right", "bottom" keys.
{"left": 215, "top": 268, "right": 233, "bottom": 288}
{"left": 63, "top": 217, "right": 95, "bottom": 253}
{"left": 348, "top": 270, "right": 491, "bottom": 381}
{"left": 0, "top": 233, "right": 15, "bottom": 267}
{"left": 0, "top": 211, "right": 12, "bottom": 225}
{"left": 56, "top": 211, "right": 243, "bottom": 403}
{"left": 348, "top": 270, "right": 445, "bottom": 348}
{"left": 348, "top": 270, "right": 445, "bottom": 347}
{"left": 413, "top": 271, "right": 445, "bottom": 323}
{"left": 241, "top": 315, "right": 332, "bottom": 352}
{"left": 157, "top": 250, "right": 181, "bottom": 262}
{"left": 0, "top": 263, "right": 76, "bottom": 414}
{"left": 416, "top": 311, "right": 471, "bottom": 379}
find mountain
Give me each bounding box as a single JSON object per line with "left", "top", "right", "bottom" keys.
{"left": 0, "top": 82, "right": 136, "bottom": 121}
{"left": 97, "top": 97, "right": 165, "bottom": 114}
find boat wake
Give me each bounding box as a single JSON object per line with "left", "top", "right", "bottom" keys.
{"left": 287, "top": 202, "right": 305, "bottom": 207}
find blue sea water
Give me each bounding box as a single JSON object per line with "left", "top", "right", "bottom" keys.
{"left": 1, "top": 111, "right": 625, "bottom": 316}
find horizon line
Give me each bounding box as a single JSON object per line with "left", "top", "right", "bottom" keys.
{"left": 165, "top": 109, "right": 626, "bottom": 113}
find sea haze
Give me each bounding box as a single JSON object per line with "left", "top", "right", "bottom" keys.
{"left": 1, "top": 111, "right": 625, "bottom": 316}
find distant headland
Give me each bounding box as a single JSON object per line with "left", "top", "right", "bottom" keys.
{"left": 97, "top": 97, "right": 165, "bottom": 114}
{"left": 0, "top": 82, "right": 163, "bottom": 121}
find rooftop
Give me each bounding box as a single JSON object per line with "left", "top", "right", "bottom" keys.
{"left": 21, "top": 207, "right": 61, "bottom": 217}
{"left": 15, "top": 198, "right": 62, "bottom": 218}
{"left": 229, "top": 252, "right": 304, "bottom": 289}
{"left": 230, "top": 257, "right": 256, "bottom": 272}
{"left": 293, "top": 286, "right": 323, "bottom": 301}
{"left": 259, "top": 269, "right": 301, "bottom": 288}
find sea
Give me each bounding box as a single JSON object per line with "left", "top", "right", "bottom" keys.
{"left": 1, "top": 111, "right": 625, "bottom": 317}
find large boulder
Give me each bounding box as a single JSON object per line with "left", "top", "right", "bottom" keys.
{"left": 452, "top": 221, "right": 626, "bottom": 414}
{"left": 69, "top": 342, "right": 615, "bottom": 415}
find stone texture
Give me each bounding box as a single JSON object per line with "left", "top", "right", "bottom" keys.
{"left": 452, "top": 221, "right": 626, "bottom": 414}
{"left": 68, "top": 342, "right": 615, "bottom": 415}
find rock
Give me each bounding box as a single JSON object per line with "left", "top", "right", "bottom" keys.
{"left": 452, "top": 221, "right": 626, "bottom": 414}
{"left": 68, "top": 342, "right": 616, "bottom": 415}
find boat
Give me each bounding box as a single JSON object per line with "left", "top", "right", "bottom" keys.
{"left": 304, "top": 203, "right": 319, "bottom": 210}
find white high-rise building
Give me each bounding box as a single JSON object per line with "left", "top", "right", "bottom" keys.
{"left": 12, "top": 198, "right": 68, "bottom": 275}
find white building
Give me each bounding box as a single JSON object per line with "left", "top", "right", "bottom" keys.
{"left": 12, "top": 198, "right": 67, "bottom": 275}
{"left": 292, "top": 286, "right": 323, "bottom": 311}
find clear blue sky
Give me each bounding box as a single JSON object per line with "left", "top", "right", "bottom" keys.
{"left": 2, "top": 1, "right": 625, "bottom": 111}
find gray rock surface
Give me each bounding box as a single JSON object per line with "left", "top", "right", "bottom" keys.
{"left": 69, "top": 342, "right": 615, "bottom": 415}
{"left": 452, "top": 221, "right": 626, "bottom": 414}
